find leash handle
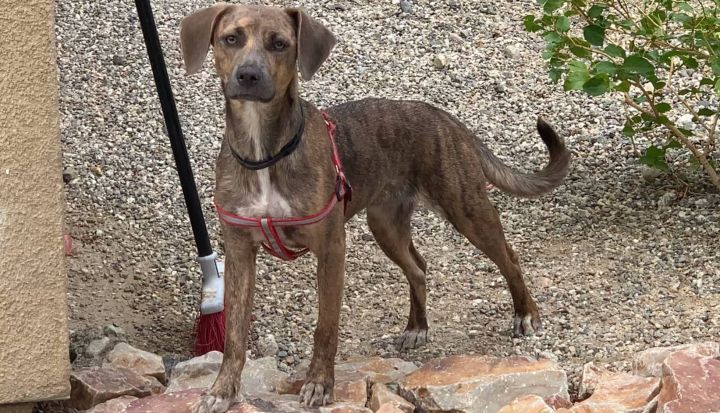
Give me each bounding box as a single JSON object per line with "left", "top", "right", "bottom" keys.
{"left": 134, "top": 0, "right": 213, "bottom": 257}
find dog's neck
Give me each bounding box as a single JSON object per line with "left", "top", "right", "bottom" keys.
{"left": 225, "top": 89, "right": 303, "bottom": 163}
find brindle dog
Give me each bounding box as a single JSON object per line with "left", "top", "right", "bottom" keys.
{"left": 180, "top": 4, "right": 570, "bottom": 412}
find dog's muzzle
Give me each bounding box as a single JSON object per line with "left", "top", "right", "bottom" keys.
{"left": 226, "top": 64, "right": 275, "bottom": 102}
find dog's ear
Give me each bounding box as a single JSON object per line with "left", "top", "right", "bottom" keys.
{"left": 286, "top": 8, "right": 337, "bottom": 81}
{"left": 180, "top": 3, "right": 231, "bottom": 75}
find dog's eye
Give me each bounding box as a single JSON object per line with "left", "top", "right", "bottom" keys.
{"left": 273, "top": 40, "right": 287, "bottom": 51}
{"left": 225, "top": 35, "right": 238, "bottom": 45}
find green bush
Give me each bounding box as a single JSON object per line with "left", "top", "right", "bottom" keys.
{"left": 525, "top": 0, "right": 720, "bottom": 190}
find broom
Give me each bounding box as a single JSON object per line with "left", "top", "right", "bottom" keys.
{"left": 134, "top": 0, "right": 225, "bottom": 355}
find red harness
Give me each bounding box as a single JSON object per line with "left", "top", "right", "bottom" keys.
{"left": 215, "top": 112, "right": 352, "bottom": 261}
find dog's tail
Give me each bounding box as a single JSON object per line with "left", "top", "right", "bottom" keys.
{"left": 478, "top": 118, "right": 570, "bottom": 198}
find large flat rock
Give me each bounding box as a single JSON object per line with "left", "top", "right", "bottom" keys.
{"left": 563, "top": 372, "right": 660, "bottom": 412}
{"left": 69, "top": 366, "right": 153, "bottom": 410}
{"left": 368, "top": 383, "right": 414, "bottom": 413}
{"left": 126, "top": 389, "right": 368, "bottom": 413}
{"left": 104, "top": 342, "right": 166, "bottom": 382}
{"left": 497, "top": 395, "right": 555, "bottom": 413}
{"left": 165, "top": 351, "right": 223, "bottom": 393}
{"left": 86, "top": 395, "right": 138, "bottom": 413}
{"left": 656, "top": 349, "right": 720, "bottom": 413}
{"left": 632, "top": 342, "right": 719, "bottom": 378}
{"left": 398, "top": 355, "right": 569, "bottom": 413}
{"left": 279, "top": 357, "right": 418, "bottom": 396}
{"left": 166, "top": 352, "right": 287, "bottom": 397}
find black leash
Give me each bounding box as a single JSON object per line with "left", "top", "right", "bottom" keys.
{"left": 134, "top": 0, "right": 212, "bottom": 257}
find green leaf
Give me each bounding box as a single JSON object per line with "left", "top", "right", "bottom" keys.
{"left": 549, "top": 68, "right": 563, "bottom": 83}
{"left": 623, "top": 55, "right": 654, "bottom": 76}
{"left": 568, "top": 37, "right": 591, "bottom": 58}
{"left": 646, "top": 50, "right": 662, "bottom": 62}
{"left": 549, "top": 54, "right": 569, "bottom": 66}
{"left": 657, "top": 115, "right": 671, "bottom": 125}
{"left": 715, "top": 79, "right": 720, "bottom": 96}
{"left": 677, "top": 127, "right": 694, "bottom": 137}
{"left": 614, "top": 81, "right": 630, "bottom": 92}
{"left": 700, "top": 77, "right": 715, "bottom": 86}
{"left": 639, "top": 145, "right": 670, "bottom": 171}
{"left": 523, "top": 15, "right": 543, "bottom": 32}
{"left": 594, "top": 61, "right": 618, "bottom": 75}
{"left": 680, "top": 56, "right": 698, "bottom": 69}
{"left": 544, "top": 0, "right": 564, "bottom": 13}
{"left": 663, "top": 140, "right": 682, "bottom": 150}
{"left": 650, "top": 9, "right": 668, "bottom": 24}
{"left": 710, "top": 57, "right": 720, "bottom": 76}
{"left": 616, "top": 19, "right": 635, "bottom": 30}
{"left": 570, "top": 46, "right": 592, "bottom": 58}
{"left": 556, "top": 16, "right": 571, "bottom": 32}
{"left": 622, "top": 123, "right": 635, "bottom": 136}
{"left": 583, "top": 74, "right": 609, "bottom": 96}
{"left": 670, "top": 12, "right": 692, "bottom": 24}
{"left": 678, "top": 88, "right": 693, "bottom": 95}
{"left": 655, "top": 102, "right": 671, "bottom": 113}
{"left": 587, "top": 4, "right": 605, "bottom": 18}
{"left": 651, "top": 80, "right": 667, "bottom": 91}
{"left": 543, "top": 31, "right": 563, "bottom": 48}
{"left": 583, "top": 24, "right": 605, "bottom": 46}
{"left": 604, "top": 44, "right": 626, "bottom": 58}
{"left": 564, "top": 60, "right": 590, "bottom": 91}
{"left": 678, "top": 2, "right": 693, "bottom": 12}
{"left": 698, "top": 108, "right": 716, "bottom": 116}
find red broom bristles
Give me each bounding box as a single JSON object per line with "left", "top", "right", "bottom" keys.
{"left": 194, "top": 310, "right": 225, "bottom": 356}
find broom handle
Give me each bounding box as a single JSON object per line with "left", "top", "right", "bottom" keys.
{"left": 134, "top": 0, "right": 213, "bottom": 257}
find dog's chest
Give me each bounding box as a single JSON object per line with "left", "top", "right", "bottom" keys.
{"left": 218, "top": 171, "right": 296, "bottom": 244}
{"left": 219, "top": 105, "right": 301, "bottom": 244}
{"left": 233, "top": 169, "right": 292, "bottom": 218}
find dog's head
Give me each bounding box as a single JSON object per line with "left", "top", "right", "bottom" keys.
{"left": 180, "top": 3, "right": 336, "bottom": 102}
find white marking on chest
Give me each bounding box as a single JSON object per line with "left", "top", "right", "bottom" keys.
{"left": 233, "top": 104, "right": 292, "bottom": 218}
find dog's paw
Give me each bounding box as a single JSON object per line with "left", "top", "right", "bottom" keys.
{"left": 512, "top": 313, "right": 543, "bottom": 338}
{"left": 396, "top": 328, "right": 428, "bottom": 351}
{"left": 192, "top": 393, "right": 239, "bottom": 413}
{"left": 300, "top": 381, "right": 333, "bottom": 407}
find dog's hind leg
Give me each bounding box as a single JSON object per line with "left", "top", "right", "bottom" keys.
{"left": 367, "top": 199, "right": 429, "bottom": 351}
{"left": 442, "top": 193, "right": 542, "bottom": 337}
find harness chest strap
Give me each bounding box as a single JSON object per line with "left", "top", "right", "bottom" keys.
{"left": 215, "top": 112, "right": 352, "bottom": 261}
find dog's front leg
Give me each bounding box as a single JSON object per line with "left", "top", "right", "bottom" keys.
{"left": 300, "top": 222, "right": 346, "bottom": 407}
{"left": 194, "top": 230, "right": 257, "bottom": 413}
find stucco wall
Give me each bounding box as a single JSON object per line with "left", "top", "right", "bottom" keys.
{"left": 0, "top": 0, "right": 71, "bottom": 405}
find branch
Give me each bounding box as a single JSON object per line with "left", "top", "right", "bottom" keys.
{"left": 623, "top": 93, "right": 720, "bottom": 190}
{"left": 707, "top": 112, "right": 718, "bottom": 154}
{"left": 566, "top": 37, "right": 617, "bottom": 61}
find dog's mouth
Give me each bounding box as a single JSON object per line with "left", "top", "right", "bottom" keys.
{"left": 225, "top": 91, "right": 276, "bottom": 103}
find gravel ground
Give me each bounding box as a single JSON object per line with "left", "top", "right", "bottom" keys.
{"left": 56, "top": 0, "right": 719, "bottom": 397}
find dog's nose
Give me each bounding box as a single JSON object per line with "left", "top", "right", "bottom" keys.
{"left": 236, "top": 66, "right": 263, "bottom": 85}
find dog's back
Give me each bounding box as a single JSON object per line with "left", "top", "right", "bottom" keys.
{"left": 327, "top": 97, "right": 571, "bottom": 206}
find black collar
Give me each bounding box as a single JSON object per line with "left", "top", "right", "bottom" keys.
{"left": 228, "top": 105, "right": 304, "bottom": 171}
